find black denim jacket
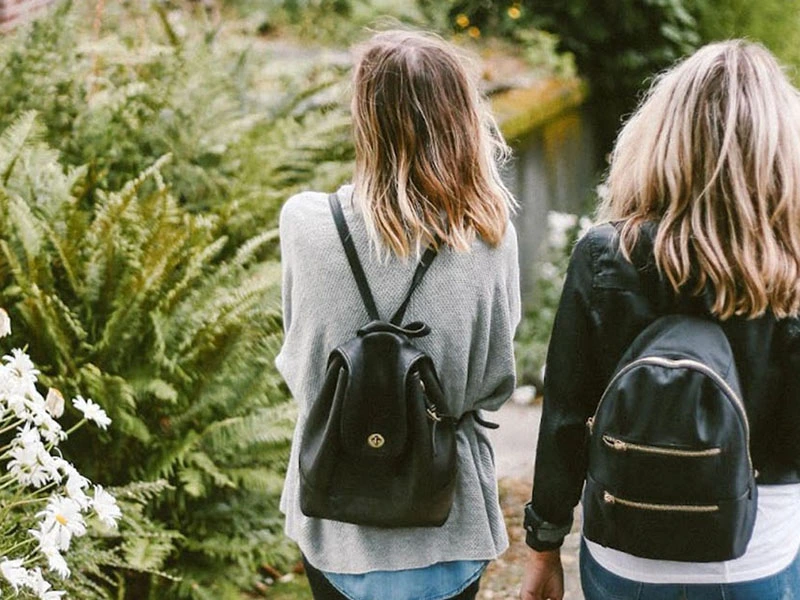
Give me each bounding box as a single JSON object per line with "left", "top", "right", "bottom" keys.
{"left": 526, "top": 222, "right": 800, "bottom": 551}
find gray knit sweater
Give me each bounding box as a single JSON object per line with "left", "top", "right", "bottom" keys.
{"left": 276, "top": 185, "right": 521, "bottom": 574}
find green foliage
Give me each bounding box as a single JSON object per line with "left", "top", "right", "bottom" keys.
{"left": 693, "top": 0, "right": 800, "bottom": 77}
{"left": 60, "top": 480, "right": 178, "bottom": 600}
{"left": 515, "top": 212, "right": 592, "bottom": 390}
{"left": 452, "top": 0, "right": 699, "bottom": 147}
{"left": 222, "top": 0, "right": 427, "bottom": 45}
{"left": 0, "top": 3, "right": 361, "bottom": 595}
{"left": 0, "top": 1, "right": 353, "bottom": 244}
{"left": 437, "top": 1, "right": 800, "bottom": 152}
{"left": 0, "top": 109, "right": 294, "bottom": 597}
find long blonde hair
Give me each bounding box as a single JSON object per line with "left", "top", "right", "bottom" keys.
{"left": 351, "top": 30, "right": 515, "bottom": 258}
{"left": 599, "top": 40, "right": 800, "bottom": 319}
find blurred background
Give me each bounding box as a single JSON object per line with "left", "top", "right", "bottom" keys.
{"left": 0, "top": 1, "right": 797, "bottom": 598}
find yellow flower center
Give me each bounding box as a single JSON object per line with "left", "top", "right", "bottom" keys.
{"left": 455, "top": 14, "right": 470, "bottom": 28}
{"left": 508, "top": 6, "right": 522, "bottom": 19}
{"left": 56, "top": 514, "right": 68, "bottom": 526}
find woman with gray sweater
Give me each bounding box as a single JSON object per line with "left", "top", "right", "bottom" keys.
{"left": 276, "top": 30, "right": 521, "bottom": 600}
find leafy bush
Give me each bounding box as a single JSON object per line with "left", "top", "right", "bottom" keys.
{"left": 0, "top": 110, "right": 299, "bottom": 597}
{"left": 693, "top": 0, "right": 800, "bottom": 76}
{"left": 223, "top": 0, "right": 429, "bottom": 44}
{"left": 436, "top": 0, "right": 698, "bottom": 149}
{"left": 0, "top": 1, "right": 353, "bottom": 244}
{"left": 0, "top": 3, "right": 361, "bottom": 596}
{"left": 515, "top": 211, "right": 592, "bottom": 391}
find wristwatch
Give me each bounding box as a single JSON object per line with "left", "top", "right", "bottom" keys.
{"left": 523, "top": 502, "right": 573, "bottom": 550}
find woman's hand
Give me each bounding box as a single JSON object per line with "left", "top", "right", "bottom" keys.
{"left": 519, "top": 548, "right": 564, "bottom": 600}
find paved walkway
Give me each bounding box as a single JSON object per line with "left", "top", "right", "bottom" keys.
{"left": 484, "top": 402, "right": 584, "bottom": 600}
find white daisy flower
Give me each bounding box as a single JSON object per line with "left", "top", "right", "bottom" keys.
{"left": 61, "top": 464, "right": 91, "bottom": 509}
{"left": 0, "top": 308, "right": 11, "bottom": 337}
{"left": 29, "top": 532, "right": 70, "bottom": 579}
{"left": 22, "top": 567, "right": 65, "bottom": 599}
{"left": 91, "top": 485, "right": 122, "bottom": 528}
{"left": 8, "top": 426, "right": 60, "bottom": 488}
{"left": 0, "top": 557, "right": 28, "bottom": 591}
{"left": 34, "top": 496, "right": 86, "bottom": 552}
{"left": 4, "top": 348, "right": 39, "bottom": 387}
{"left": 6, "top": 391, "right": 32, "bottom": 420}
{"left": 27, "top": 400, "right": 65, "bottom": 446}
{"left": 37, "top": 416, "right": 66, "bottom": 446}
{"left": 71, "top": 396, "right": 111, "bottom": 430}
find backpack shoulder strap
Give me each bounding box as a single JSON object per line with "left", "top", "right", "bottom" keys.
{"left": 390, "top": 245, "right": 438, "bottom": 325}
{"left": 329, "top": 193, "right": 439, "bottom": 325}
{"left": 329, "top": 194, "right": 380, "bottom": 321}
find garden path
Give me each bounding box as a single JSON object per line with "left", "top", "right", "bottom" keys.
{"left": 481, "top": 402, "right": 585, "bottom": 600}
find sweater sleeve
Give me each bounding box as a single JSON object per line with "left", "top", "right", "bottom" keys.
{"left": 472, "top": 224, "right": 521, "bottom": 413}
{"left": 275, "top": 199, "right": 297, "bottom": 397}
{"left": 527, "top": 232, "right": 598, "bottom": 548}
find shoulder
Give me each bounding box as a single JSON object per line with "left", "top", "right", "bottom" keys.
{"left": 573, "top": 222, "right": 660, "bottom": 293}
{"left": 467, "top": 221, "right": 519, "bottom": 280}
{"left": 567, "top": 223, "right": 616, "bottom": 273}
{"left": 576, "top": 222, "right": 619, "bottom": 257}
{"left": 496, "top": 220, "right": 519, "bottom": 259}
{"left": 279, "top": 190, "right": 331, "bottom": 235}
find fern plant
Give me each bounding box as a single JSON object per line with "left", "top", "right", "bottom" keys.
{"left": 0, "top": 1, "right": 354, "bottom": 246}
{"left": 0, "top": 3, "right": 364, "bottom": 597}
{"left": 0, "top": 113, "right": 295, "bottom": 598}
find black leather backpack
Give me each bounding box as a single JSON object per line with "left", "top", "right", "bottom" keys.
{"left": 298, "top": 194, "right": 458, "bottom": 528}
{"left": 583, "top": 315, "right": 757, "bottom": 562}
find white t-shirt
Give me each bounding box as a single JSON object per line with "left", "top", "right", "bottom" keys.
{"left": 585, "top": 484, "right": 800, "bottom": 584}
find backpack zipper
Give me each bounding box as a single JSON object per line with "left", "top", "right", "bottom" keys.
{"left": 603, "top": 491, "right": 719, "bottom": 513}
{"left": 602, "top": 435, "right": 721, "bottom": 457}
{"left": 588, "top": 356, "right": 752, "bottom": 471}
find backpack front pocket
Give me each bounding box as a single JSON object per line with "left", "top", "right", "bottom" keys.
{"left": 602, "top": 490, "right": 719, "bottom": 512}
{"left": 602, "top": 435, "right": 722, "bottom": 458}
{"left": 582, "top": 474, "right": 756, "bottom": 562}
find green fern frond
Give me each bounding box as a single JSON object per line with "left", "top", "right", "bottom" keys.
{"left": 0, "top": 111, "right": 39, "bottom": 184}
{"left": 201, "top": 405, "right": 296, "bottom": 450}
{"left": 185, "top": 451, "right": 236, "bottom": 490}
{"left": 109, "top": 480, "right": 175, "bottom": 504}
{"left": 231, "top": 229, "right": 279, "bottom": 267}
{"left": 121, "top": 536, "right": 180, "bottom": 572}
{"left": 225, "top": 468, "right": 285, "bottom": 495}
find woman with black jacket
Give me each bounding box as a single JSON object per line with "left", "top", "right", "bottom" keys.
{"left": 521, "top": 40, "right": 800, "bottom": 600}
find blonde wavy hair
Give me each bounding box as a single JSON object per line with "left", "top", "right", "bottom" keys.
{"left": 351, "top": 30, "right": 516, "bottom": 258}
{"left": 599, "top": 40, "right": 800, "bottom": 319}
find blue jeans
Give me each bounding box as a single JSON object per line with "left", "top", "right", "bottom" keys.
{"left": 580, "top": 538, "right": 800, "bottom": 599}
{"left": 302, "top": 556, "right": 481, "bottom": 600}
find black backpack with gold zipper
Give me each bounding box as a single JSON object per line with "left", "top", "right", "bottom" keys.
{"left": 583, "top": 314, "right": 757, "bottom": 561}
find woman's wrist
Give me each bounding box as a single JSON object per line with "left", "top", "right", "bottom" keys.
{"left": 523, "top": 502, "right": 573, "bottom": 550}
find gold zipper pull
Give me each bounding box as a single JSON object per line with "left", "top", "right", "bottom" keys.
{"left": 602, "top": 435, "right": 627, "bottom": 451}
{"left": 586, "top": 417, "right": 594, "bottom": 434}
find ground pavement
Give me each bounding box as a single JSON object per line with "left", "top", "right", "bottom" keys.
{"left": 480, "top": 401, "right": 584, "bottom": 600}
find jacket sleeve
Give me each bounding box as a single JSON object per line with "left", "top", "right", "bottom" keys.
{"left": 527, "top": 232, "right": 600, "bottom": 549}
{"left": 780, "top": 317, "right": 800, "bottom": 473}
